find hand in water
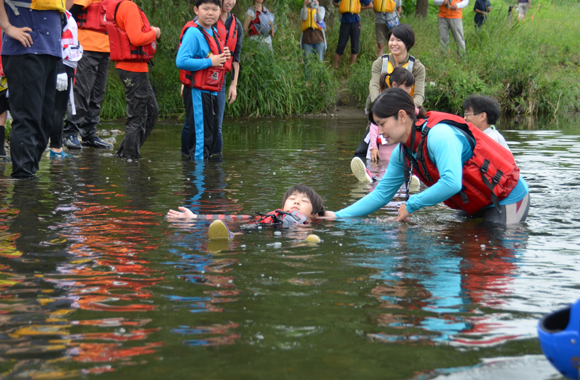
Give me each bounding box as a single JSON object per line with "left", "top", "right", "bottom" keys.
{"left": 396, "top": 203, "right": 411, "bottom": 222}
{"left": 167, "top": 207, "right": 197, "bottom": 221}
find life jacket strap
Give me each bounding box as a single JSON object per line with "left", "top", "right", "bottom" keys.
{"left": 480, "top": 159, "right": 502, "bottom": 212}
{"left": 4, "top": 0, "right": 22, "bottom": 16}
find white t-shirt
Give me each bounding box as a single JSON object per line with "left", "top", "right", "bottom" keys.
{"left": 484, "top": 126, "right": 511, "bottom": 152}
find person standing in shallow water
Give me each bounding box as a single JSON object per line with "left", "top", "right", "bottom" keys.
{"left": 107, "top": 0, "right": 160, "bottom": 159}
{"left": 65, "top": 0, "right": 113, "bottom": 150}
{"left": 177, "top": 0, "right": 229, "bottom": 160}
{"left": 213, "top": 0, "right": 243, "bottom": 156}
{"left": 0, "top": 0, "right": 73, "bottom": 178}
{"left": 326, "top": 88, "right": 530, "bottom": 225}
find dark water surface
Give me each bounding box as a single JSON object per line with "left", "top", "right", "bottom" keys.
{"left": 0, "top": 117, "right": 576, "bottom": 379}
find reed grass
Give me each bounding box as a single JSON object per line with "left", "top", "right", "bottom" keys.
{"left": 99, "top": 0, "right": 580, "bottom": 118}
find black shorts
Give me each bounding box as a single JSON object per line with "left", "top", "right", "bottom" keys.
{"left": 0, "top": 89, "right": 9, "bottom": 114}
{"left": 335, "top": 21, "right": 361, "bottom": 55}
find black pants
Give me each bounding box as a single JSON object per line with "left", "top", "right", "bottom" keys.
{"left": 182, "top": 86, "right": 192, "bottom": 155}
{"left": 50, "top": 65, "right": 76, "bottom": 149}
{"left": 3, "top": 54, "right": 59, "bottom": 178}
{"left": 185, "top": 87, "right": 218, "bottom": 160}
{"left": 116, "top": 69, "right": 159, "bottom": 159}
{"left": 63, "top": 50, "right": 109, "bottom": 139}
{"left": 335, "top": 21, "right": 361, "bottom": 55}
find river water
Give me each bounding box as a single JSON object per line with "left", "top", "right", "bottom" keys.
{"left": 0, "top": 116, "right": 576, "bottom": 379}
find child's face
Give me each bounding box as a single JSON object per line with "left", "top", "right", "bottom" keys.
{"left": 194, "top": 3, "right": 221, "bottom": 28}
{"left": 283, "top": 192, "right": 314, "bottom": 218}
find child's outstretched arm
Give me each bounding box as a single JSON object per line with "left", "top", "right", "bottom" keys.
{"left": 167, "top": 207, "right": 198, "bottom": 222}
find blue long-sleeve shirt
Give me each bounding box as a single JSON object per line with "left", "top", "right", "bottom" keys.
{"left": 336, "top": 123, "right": 529, "bottom": 217}
{"left": 176, "top": 26, "right": 214, "bottom": 73}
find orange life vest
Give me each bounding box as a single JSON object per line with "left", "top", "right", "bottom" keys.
{"left": 178, "top": 21, "right": 225, "bottom": 92}
{"left": 402, "top": 111, "right": 520, "bottom": 215}
{"left": 105, "top": 0, "right": 156, "bottom": 62}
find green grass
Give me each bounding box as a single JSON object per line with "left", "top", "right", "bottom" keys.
{"left": 99, "top": 0, "right": 580, "bottom": 118}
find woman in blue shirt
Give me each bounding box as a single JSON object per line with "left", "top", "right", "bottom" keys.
{"left": 326, "top": 88, "right": 530, "bottom": 225}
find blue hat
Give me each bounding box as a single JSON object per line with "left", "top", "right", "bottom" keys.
{"left": 537, "top": 298, "right": 580, "bottom": 379}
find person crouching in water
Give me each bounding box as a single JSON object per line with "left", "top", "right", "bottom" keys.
{"left": 177, "top": 0, "right": 230, "bottom": 160}
{"left": 106, "top": 0, "right": 160, "bottom": 159}
{"left": 167, "top": 184, "right": 325, "bottom": 237}
{"left": 327, "top": 88, "right": 530, "bottom": 225}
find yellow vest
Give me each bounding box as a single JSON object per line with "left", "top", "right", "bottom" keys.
{"left": 339, "top": 0, "right": 360, "bottom": 14}
{"left": 301, "top": 8, "right": 322, "bottom": 31}
{"left": 374, "top": 0, "right": 396, "bottom": 13}
{"left": 382, "top": 54, "right": 415, "bottom": 97}
{"left": 5, "top": 0, "right": 65, "bottom": 14}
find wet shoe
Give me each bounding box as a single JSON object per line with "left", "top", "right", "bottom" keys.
{"left": 0, "top": 155, "right": 10, "bottom": 162}
{"left": 81, "top": 136, "right": 113, "bottom": 149}
{"left": 351, "top": 156, "right": 373, "bottom": 183}
{"left": 50, "top": 150, "right": 72, "bottom": 159}
{"left": 208, "top": 220, "right": 234, "bottom": 240}
{"left": 64, "top": 135, "right": 82, "bottom": 150}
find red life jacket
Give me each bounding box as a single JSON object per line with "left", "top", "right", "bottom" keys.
{"left": 248, "top": 10, "right": 261, "bottom": 36}
{"left": 76, "top": 0, "right": 109, "bottom": 34}
{"left": 105, "top": 0, "right": 156, "bottom": 63}
{"left": 178, "top": 21, "right": 225, "bottom": 92}
{"left": 215, "top": 14, "right": 238, "bottom": 73}
{"left": 257, "top": 209, "right": 309, "bottom": 227}
{"left": 402, "top": 111, "right": 520, "bottom": 215}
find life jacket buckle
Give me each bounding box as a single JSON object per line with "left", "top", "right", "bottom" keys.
{"left": 493, "top": 170, "right": 503, "bottom": 184}
{"left": 480, "top": 159, "right": 489, "bottom": 174}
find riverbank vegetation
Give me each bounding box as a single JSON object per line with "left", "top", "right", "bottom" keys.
{"left": 100, "top": 0, "right": 580, "bottom": 119}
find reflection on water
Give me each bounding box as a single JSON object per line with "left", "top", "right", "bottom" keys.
{"left": 0, "top": 118, "right": 576, "bottom": 379}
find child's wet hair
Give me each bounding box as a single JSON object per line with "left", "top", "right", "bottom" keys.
{"left": 282, "top": 185, "right": 325, "bottom": 216}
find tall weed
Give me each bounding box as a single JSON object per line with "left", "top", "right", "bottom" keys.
{"left": 99, "top": 0, "right": 580, "bottom": 118}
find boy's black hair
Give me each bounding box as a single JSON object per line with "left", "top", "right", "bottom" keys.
{"left": 282, "top": 185, "right": 325, "bottom": 216}
{"left": 379, "top": 67, "right": 415, "bottom": 92}
{"left": 195, "top": 0, "right": 220, "bottom": 8}
{"left": 462, "top": 95, "right": 501, "bottom": 125}
{"left": 388, "top": 24, "right": 415, "bottom": 51}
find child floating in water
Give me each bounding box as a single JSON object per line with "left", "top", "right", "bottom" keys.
{"left": 167, "top": 184, "right": 324, "bottom": 242}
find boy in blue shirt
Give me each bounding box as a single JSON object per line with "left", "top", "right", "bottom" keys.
{"left": 177, "top": 0, "right": 230, "bottom": 160}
